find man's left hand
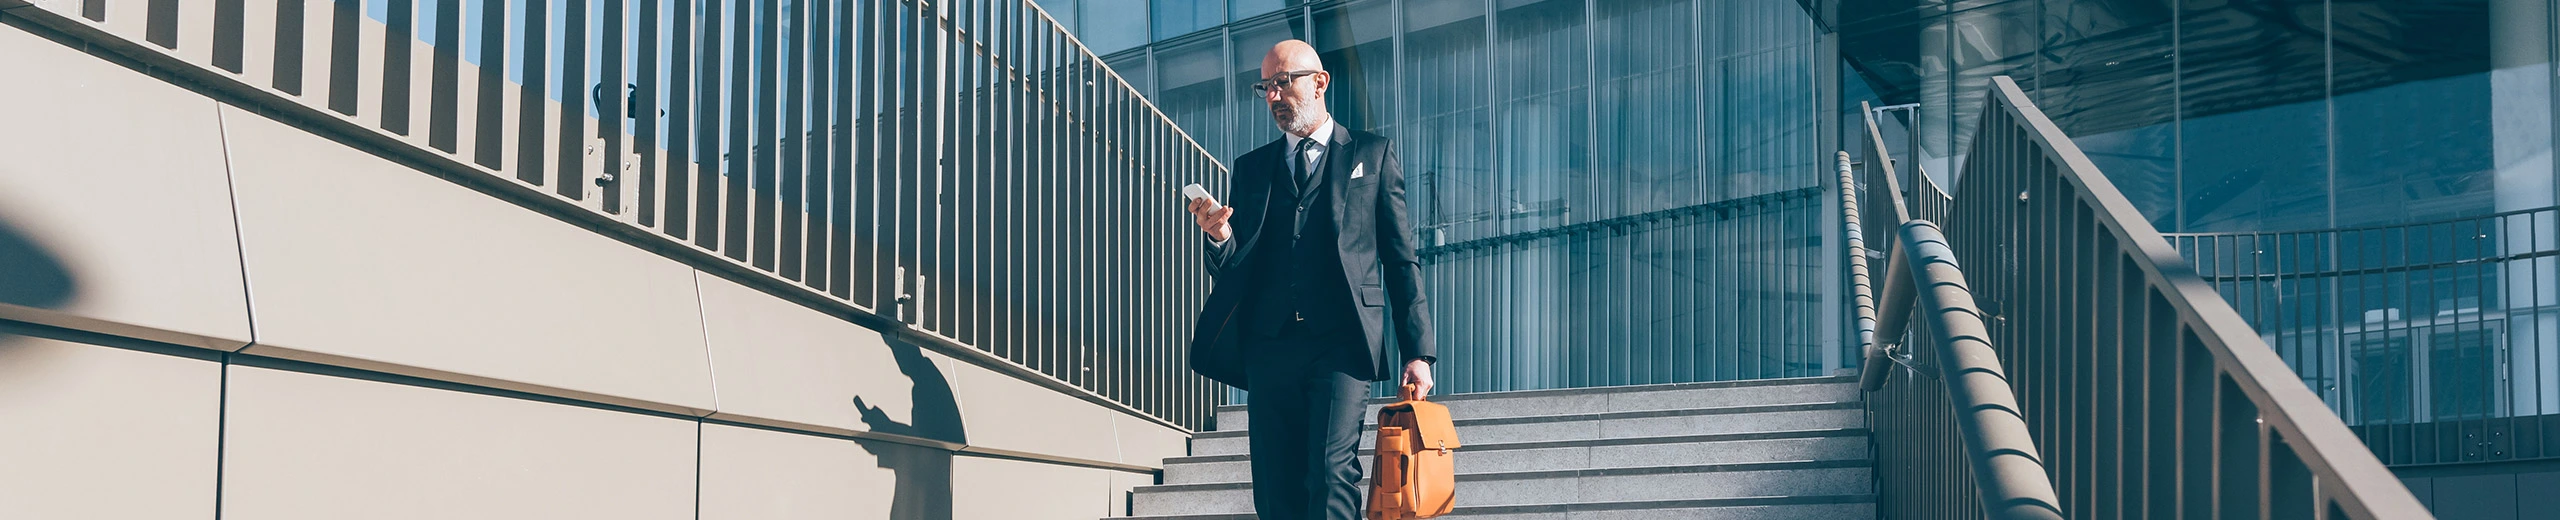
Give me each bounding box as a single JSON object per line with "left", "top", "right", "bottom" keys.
{"left": 1400, "top": 359, "right": 1434, "bottom": 398}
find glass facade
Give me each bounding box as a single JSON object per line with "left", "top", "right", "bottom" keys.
{"left": 1084, "top": 0, "right": 1844, "bottom": 399}
{"left": 1836, "top": 0, "right": 2557, "bottom": 232}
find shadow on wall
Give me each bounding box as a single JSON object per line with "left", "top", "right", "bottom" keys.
{"left": 0, "top": 215, "right": 77, "bottom": 365}
{"left": 0, "top": 216, "right": 75, "bottom": 310}
{"left": 853, "top": 330, "right": 967, "bottom": 520}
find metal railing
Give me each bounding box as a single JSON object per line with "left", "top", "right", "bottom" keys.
{"left": 2168, "top": 206, "right": 2560, "bottom": 466}
{"left": 1, "top": 0, "right": 1229, "bottom": 430}
{"left": 1851, "top": 79, "right": 2434, "bottom": 518}
{"left": 1849, "top": 101, "right": 2063, "bottom": 519}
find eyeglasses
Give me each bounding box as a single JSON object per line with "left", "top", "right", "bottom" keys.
{"left": 1250, "top": 70, "right": 1323, "bottom": 94}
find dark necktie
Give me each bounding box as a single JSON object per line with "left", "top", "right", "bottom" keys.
{"left": 1293, "top": 137, "right": 1321, "bottom": 196}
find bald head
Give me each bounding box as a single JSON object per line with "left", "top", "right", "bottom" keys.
{"left": 1259, "top": 40, "right": 1332, "bottom": 138}
{"left": 1261, "top": 39, "right": 1324, "bottom": 78}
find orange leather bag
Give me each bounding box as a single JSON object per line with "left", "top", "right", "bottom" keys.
{"left": 1368, "top": 384, "right": 1460, "bottom": 519}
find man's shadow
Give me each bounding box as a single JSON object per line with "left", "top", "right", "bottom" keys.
{"left": 852, "top": 331, "right": 966, "bottom": 520}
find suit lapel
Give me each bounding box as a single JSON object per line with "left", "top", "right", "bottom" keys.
{"left": 1230, "top": 145, "right": 1280, "bottom": 259}
{"left": 1325, "top": 124, "right": 1357, "bottom": 233}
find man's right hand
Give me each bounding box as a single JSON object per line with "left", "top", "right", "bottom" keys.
{"left": 1189, "top": 197, "right": 1234, "bottom": 242}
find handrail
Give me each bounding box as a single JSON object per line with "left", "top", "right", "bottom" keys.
{"left": 1897, "top": 220, "right": 2064, "bottom": 519}
{"left": 1862, "top": 75, "right": 2432, "bottom": 518}
{"left": 1839, "top": 152, "right": 1889, "bottom": 391}
{"left": 1850, "top": 103, "right": 2057, "bottom": 519}
{"left": 1854, "top": 77, "right": 2434, "bottom": 518}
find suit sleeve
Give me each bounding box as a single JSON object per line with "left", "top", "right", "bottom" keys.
{"left": 1375, "top": 139, "right": 1437, "bottom": 364}
{"left": 1202, "top": 168, "right": 1244, "bottom": 277}
{"left": 1203, "top": 232, "right": 1238, "bottom": 277}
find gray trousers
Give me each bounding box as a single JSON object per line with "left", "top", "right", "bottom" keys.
{"left": 1245, "top": 336, "right": 1372, "bottom": 520}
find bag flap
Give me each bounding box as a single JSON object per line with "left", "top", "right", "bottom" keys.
{"left": 1397, "top": 400, "right": 1460, "bottom": 449}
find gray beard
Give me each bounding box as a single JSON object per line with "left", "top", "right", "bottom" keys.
{"left": 1274, "top": 103, "right": 1326, "bottom": 137}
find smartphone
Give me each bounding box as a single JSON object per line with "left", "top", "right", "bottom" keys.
{"left": 1182, "top": 183, "right": 1219, "bottom": 209}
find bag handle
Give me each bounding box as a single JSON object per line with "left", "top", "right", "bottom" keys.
{"left": 1400, "top": 383, "right": 1423, "bottom": 402}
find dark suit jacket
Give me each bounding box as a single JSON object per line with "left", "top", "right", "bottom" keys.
{"left": 1187, "top": 124, "right": 1436, "bottom": 389}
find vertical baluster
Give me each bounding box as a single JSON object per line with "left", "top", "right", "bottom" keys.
{"left": 637, "top": 0, "right": 663, "bottom": 227}
{"left": 556, "top": 0, "right": 589, "bottom": 198}
{"left": 668, "top": 0, "right": 696, "bottom": 238}
{"left": 599, "top": 0, "right": 627, "bottom": 214}
{"left": 722, "top": 0, "right": 751, "bottom": 259}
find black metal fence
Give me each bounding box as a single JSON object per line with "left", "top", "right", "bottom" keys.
{"left": 2, "top": 0, "right": 1230, "bottom": 429}
{"left": 2169, "top": 207, "right": 2560, "bottom": 465}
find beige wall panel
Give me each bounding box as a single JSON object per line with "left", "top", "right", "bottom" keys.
{"left": 948, "top": 357, "right": 1121, "bottom": 463}
{"left": 220, "top": 105, "right": 715, "bottom": 414}
{"left": 951, "top": 456, "right": 1114, "bottom": 519}
{"left": 220, "top": 365, "right": 695, "bottom": 520}
{"left": 697, "top": 273, "right": 963, "bottom": 441}
{"left": 698, "top": 424, "right": 902, "bottom": 520}
{"left": 0, "top": 25, "right": 251, "bottom": 351}
{"left": 19, "top": 1, "right": 80, "bottom": 18}
{"left": 0, "top": 333, "right": 220, "bottom": 520}
{"left": 1116, "top": 412, "right": 1191, "bottom": 467}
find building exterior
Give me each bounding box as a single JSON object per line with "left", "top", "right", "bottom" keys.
{"left": 1069, "top": 0, "right": 2560, "bottom": 515}
{"left": 4, "top": 0, "right": 2553, "bottom": 517}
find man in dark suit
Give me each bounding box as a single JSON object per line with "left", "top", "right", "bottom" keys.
{"left": 1184, "top": 40, "right": 1437, "bottom": 520}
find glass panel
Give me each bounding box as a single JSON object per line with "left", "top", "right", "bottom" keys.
{"left": 2334, "top": 0, "right": 2534, "bottom": 227}
{"left": 1312, "top": 0, "right": 1397, "bottom": 135}
{"left": 1107, "top": 52, "right": 1152, "bottom": 96}
{"left": 1496, "top": 0, "right": 1584, "bottom": 232}
{"left": 2177, "top": 0, "right": 2329, "bottom": 233}
{"left": 1597, "top": 0, "right": 1701, "bottom": 217}
{"left": 1153, "top": 0, "right": 1225, "bottom": 41}
{"left": 1156, "top": 39, "right": 1229, "bottom": 159}
{"left": 1715, "top": 0, "right": 1821, "bottom": 199}
{"left": 1231, "top": 0, "right": 1289, "bottom": 21}
{"left": 2351, "top": 333, "right": 2414, "bottom": 424}
{"left": 1079, "top": 0, "right": 1150, "bottom": 54}
{"left": 1042, "top": 0, "right": 1081, "bottom": 37}
{"left": 1933, "top": 1, "right": 2036, "bottom": 186}
{"left": 2041, "top": 0, "right": 2178, "bottom": 229}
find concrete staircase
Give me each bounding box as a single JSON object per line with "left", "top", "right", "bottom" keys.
{"left": 1118, "top": 375, "right": 1876, "bottom": 519}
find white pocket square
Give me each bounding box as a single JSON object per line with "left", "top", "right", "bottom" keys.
{"left": 1350, "top": 164, "right": 1365, "bottom": 179}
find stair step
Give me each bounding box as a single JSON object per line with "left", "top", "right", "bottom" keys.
{"left": 1117, "top": 495, "right": 1876, "bottom": 520}
{"left": 1188, "top": 401, "right": 1864, "bottom": 457}
{"left": 1211, "top": 376, "right": 1859, "bottom": 432}
{"left": 1162, "top": 428, "right": 1869, "bottom": 485}
{"left": 1129, "top": 459, "right": 1873, "bottom": 516}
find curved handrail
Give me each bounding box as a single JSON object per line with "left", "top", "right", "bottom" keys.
{"left": 1840, "top": 151, "right": 1889, "bottom": 391}
{"left": 1850, "top": 103, "right": 2058, "bottom": 519}
{"left": 1899, "top": 220, "right": 2065, "bottom": 519}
